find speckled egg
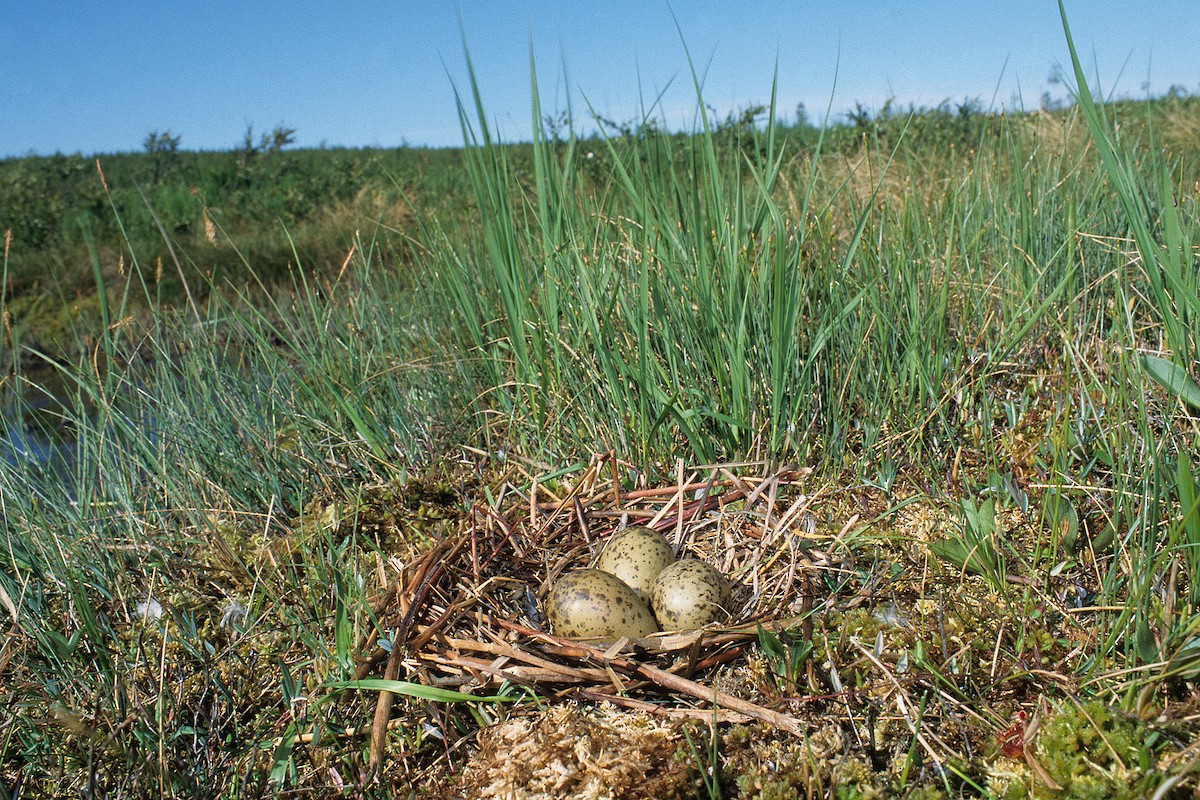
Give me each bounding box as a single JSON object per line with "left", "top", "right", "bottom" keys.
{"left": 651, "top": 559, "right": 733, "bottom": 631}
{"left": 595, "top": 525, "right": 675, "bottom": 601}
{"left": 547, "top": 569, "right": 660, "bottom": 639}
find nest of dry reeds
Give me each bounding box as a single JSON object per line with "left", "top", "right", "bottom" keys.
{"left": 352, "top": 455, "right": 859, "bottom": 770}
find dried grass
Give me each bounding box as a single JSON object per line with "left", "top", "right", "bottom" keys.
{"left": 460, "top": 705, "right": 688, "bottom": 800}
{"left": 355, "top": 456, "right": 841, "bottom": 770}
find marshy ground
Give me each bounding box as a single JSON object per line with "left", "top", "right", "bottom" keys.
{"left": 3, "top": 49, "right": 1200, "bottom": 799}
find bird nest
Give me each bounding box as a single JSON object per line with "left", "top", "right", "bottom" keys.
{"left": 353, "top": 456, "right": 853, "bottom": 768}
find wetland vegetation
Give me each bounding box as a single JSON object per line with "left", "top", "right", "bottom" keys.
{"left": 3, "top": 16, "right": 1200, "bottom": 799}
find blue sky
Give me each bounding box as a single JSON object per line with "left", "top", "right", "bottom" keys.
{"left": 1, "top": 1, "right": 1196, "bottom": 157}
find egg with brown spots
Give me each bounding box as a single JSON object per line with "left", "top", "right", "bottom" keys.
{"left": 651, "top": 559, "right": 732, "bottom": 631}
{"left": 594, "top": 525, "right": 675, "bottom": 601}
{"left": 547, "top": 569, "right": 660, "bottom": 639}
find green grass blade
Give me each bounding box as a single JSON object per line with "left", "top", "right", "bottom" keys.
{"left": 329, "top": 678, "right": 517, "bottom": 704}
{"left": 1140, "top": 354, "right": 1200, "bottom": 411}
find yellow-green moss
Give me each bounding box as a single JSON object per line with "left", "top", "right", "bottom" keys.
{"left": 989, "top": 700, "right": 1159, "bottom": 800}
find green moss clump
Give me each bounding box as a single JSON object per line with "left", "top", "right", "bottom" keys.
{"left": 831, "top": 757, "right": 881, "bottom": 799}
{"left": 903, "top": 788, "right": 948, "bottom": 800}
{"left": 717, "top": 723, "right": 924, "bottom": 800}
{"left": 1038, "top": 701, "right": 1147, "bottom": 797}
{"left": 990, "top": 700, "right": 1159, "bottom": 800}
{"left": 718, "top": 724, "right": 814, "bottom": 800}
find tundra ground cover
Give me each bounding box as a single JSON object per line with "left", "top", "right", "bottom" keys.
{"left": 2, "top": 19, "right": 1200, "bottom": 799}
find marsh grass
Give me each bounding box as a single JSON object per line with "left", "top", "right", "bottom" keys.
{"left": 1, "top": 217, "right": 469, "bottom": 793}
{"left": 2, "top": 9, "right": 1200, "bottom": 795}
{"left": 430, "top": 38, "right": 1185, "bottom": 487}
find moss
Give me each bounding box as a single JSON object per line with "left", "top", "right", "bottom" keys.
{"left": 716, "top": 723, "right": 949, "bottom": 800}
{"left": 903, "top": 788, "right": 948, "bottom": 800}
{"left": 831, "top": 608, "right": 892, "bottom": 642}
{"left": 460, "top": 707, "right": 692, "bottom": 799}
{"left": 831, "top": 757, "right": 881, "bottom": 799}
{"left": 1037, "top": 701, "right": 1146, "bottom": 796}
{"left": 290, "top": 474, "right": 465, "bottom": 554}
{"left": 988, "top": 700, "right": 1159, "bottom": 800}
{"left": 720, "top": 725, "right": 812, "bottom": 800}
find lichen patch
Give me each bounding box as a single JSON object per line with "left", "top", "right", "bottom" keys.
{"left": 459, "top": 706, "right": 689, "bottom": 800}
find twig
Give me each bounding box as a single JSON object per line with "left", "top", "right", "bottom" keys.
{"left": 573, "top": 689, "right": 753, "bottom": 724}
{"left": 487, "top": 616, "right": 806, "bottom": 736}
{"left": 369, "top": 535, "right": 468, "bottom": 774}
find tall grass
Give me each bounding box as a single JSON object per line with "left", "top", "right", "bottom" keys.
{"left": 0, "top": 228, "right": 463, "bottom": 792}
{"left": 1055, "top": 0, "right": 1200, "bottom": 676}
{"left": 428, "top": 43, "right": 1196, "bottom": 486}
{"left": 436, "top": 49, "right": 869, "bottom": 466}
